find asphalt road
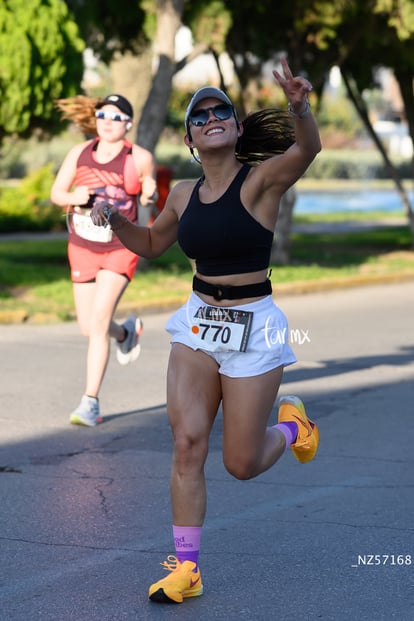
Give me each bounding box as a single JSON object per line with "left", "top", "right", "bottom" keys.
{"left": 1, "top": 281, "right": 414, "bottom": 621}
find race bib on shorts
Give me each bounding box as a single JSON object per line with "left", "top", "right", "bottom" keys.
{"left": 72, "top": 211, "right": 113, "bottom": 243}
{"left": 190, "top": 306, "right": 253, "bottom": 352}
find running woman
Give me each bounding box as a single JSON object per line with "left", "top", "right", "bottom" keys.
{"left": 51, "top": 94, "right": 157, "bottom": 427}
{"left": 91, "top": 59, "right": 321, "bottom": 600}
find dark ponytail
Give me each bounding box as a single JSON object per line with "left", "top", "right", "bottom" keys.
{"left": 236, "top": 108, "right": 295, "bottom": 165}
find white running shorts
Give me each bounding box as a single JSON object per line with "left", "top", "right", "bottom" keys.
{"left": 165, "top": 292, "right": 297, "bottom": 378}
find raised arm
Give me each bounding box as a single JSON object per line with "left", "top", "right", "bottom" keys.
{"left": 267, "top": 57, "right": 321, "bottom": 192}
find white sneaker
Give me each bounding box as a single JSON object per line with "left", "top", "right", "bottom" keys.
{"left": 69, "top": 395, "right": 102, "bottom": 427}
{"left": 116, "top": 315, "right": 143, "bottom": 365}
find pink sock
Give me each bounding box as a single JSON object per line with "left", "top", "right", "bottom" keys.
{"left": 173, "top": 525, "right": 202, "bottom": 569}
{"left": 272, "top": 422, "right": 298, "bottom": 451}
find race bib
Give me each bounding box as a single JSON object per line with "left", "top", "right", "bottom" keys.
{"left": 190, "top": 306, "right": 253, "bottom": 352}
{"left": 72, "top": 211, "right": 113, "bottom": 243}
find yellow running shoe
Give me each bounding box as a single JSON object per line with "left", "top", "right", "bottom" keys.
{"left": 278, "top": 396, "right": 319, "bottom": 463}
{"left": 148, "top": 555, "right": 203, "bottom": 603}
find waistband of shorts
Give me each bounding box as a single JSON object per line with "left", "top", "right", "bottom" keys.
{"left": 192, "top": 275, "right": 272, "bottom": 301}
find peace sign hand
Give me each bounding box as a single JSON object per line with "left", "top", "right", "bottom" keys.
{"left": 272, "top": 57, "right": 313, "bottom": 116}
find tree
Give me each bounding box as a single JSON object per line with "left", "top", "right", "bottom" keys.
{"left": 0, "top": 0, "right": 84, "bottom": 143}
{"left": 65, "top": 0, "right": 147, "bottom": 63}
{"left": 314, "top": 0, "right": 414, "bottom": 242}
{"left": 217, "top": 0, "right": 414, "bottom": 244}
{"left": 182, "top": 0, "right": 232, "bottom": 90}
{"left": 66, "top": 0, "right": 187, "bottom": 154}
{"left": 137, "top": 0, "right": 187, "bottom": 152}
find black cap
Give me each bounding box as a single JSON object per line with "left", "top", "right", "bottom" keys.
{"left": 96, "top": 94, "right": 133, "bottom": 118}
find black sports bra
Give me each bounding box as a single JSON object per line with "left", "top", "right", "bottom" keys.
{"left": 177, "top": 165, "right": 273, "bottom": 276}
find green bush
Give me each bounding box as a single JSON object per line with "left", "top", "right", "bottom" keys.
{"left": 319, "top": 95, "right": 364, "bottom": 136}
{"left": 305, "top": 149, "right": 411, "bottom": 180}
{"left": 0, "top": 165, "right": 65, "bottom": 233}
{"left": 0, "top": 136, "right": 28, "bottom": 179}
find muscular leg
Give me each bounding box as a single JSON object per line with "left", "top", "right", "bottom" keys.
{"left": 73, "top": 269, "right": 129, "bottom": 397}
{"left": 167, "top": 343, "right": 222, "bottom": 526}
{"left": 221, "top": 366, "right": 285, "bottom": 480}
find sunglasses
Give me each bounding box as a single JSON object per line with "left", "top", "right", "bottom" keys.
{"left": 189, "top": 103, "right": 233, "bottom": 127}
{"left": 95, "top": 110, "right": 131, "bottom": 122}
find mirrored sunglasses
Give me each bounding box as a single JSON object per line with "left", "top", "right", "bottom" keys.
{"left": 189, "top": 103, "right": 233, "bottom": 127}
{"left": 95, "top": 110, "right": 131, "bottom": 122}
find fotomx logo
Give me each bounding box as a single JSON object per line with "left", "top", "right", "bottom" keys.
{"left": 262, "top": 316, "right": 311, "bottom": 348}
{"left": 174, "top": 536, "right": 193, "bottom": 549}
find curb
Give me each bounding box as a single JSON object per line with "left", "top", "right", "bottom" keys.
{"left": 1, "top": 271, "right": 414, "bottom": 325}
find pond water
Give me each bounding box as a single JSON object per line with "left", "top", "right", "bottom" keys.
{"left": 295, "top": 189, "right": 413, "bottom": 215}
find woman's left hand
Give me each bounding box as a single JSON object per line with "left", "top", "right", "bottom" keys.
{"left": 272, "top": 57, "right": 313, "bottom": 115}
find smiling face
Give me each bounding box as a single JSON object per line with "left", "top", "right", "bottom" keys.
{"left": 184, "top": 97, "right": 241, "bottom": 153}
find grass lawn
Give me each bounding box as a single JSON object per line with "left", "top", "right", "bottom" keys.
{"left": 1, "top": 217, "right": 413, "bottom": 323}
